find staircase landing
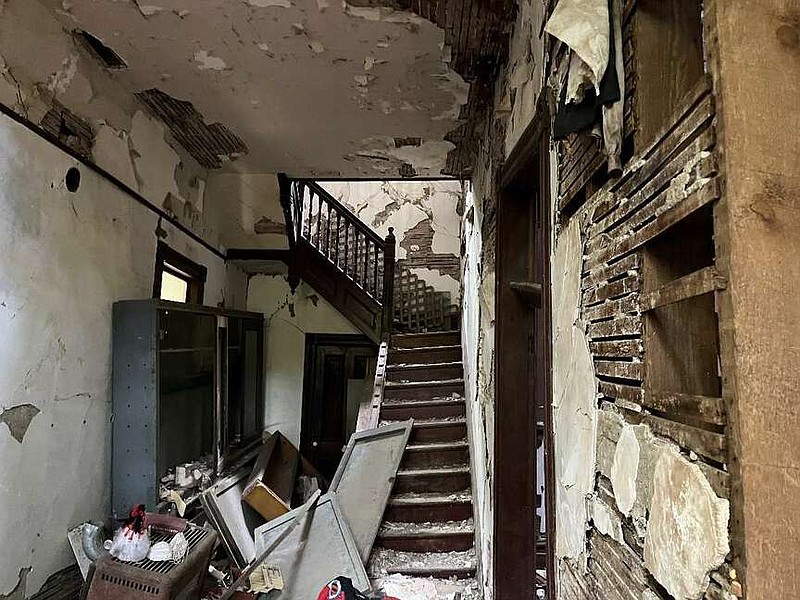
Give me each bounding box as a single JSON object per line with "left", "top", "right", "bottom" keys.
{"left": 368, "top": 330, "right": 481, "bottom": 599}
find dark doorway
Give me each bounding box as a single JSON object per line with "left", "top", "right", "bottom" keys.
{"left": 300, "top": 334, "right": 377, "bottom": 481}
{"left": 495, "top": 117, "right": 555, "bottom": 600}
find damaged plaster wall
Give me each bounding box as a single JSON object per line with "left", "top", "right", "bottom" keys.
{"left": 551, "top": 217, "right": 597, "bottom": 562}
{"left": 456, "top": 0, "right": 550, "bottom": 595}
{"left": 0, "top": 111, "right": 245, "bottom": 595}
{"left": 246, "top": 274, "right": 361, "bottom": 447}
{"left": 322, "top": 180, "right": 463, "bottom": 301}
{"left": 205, "top": 173, "right": 287, "bottom": 251}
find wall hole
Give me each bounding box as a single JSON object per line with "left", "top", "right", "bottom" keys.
{"left": 65, "top": 167, "right": 81, "bottom": 193}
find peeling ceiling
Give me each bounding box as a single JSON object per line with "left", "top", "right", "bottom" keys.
{"left": 7, "top": 0, "right": 470, "bottom": 177}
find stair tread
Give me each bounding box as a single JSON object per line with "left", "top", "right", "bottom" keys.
{"left": 405, "top": 440, "right": 469, "bottom": 451}
{"left": 369, "top": 575, "right": 480, "bottom": 598}
{"left": 385, "top": 378, "right": 464, "bottom": 388}
{"left": 390, "top": 490, "right": 472, "bottom": 505}
{"left": 379, "top": 519, "right": 474, "bottom": 538}
{"left": 383, "top": 417, "right": 466, "bottom": 428}
{"left": 398, "top": 466, "right": 470, "bottom": 476}
{"left": 382, "top": 396, "right": 465, "bottom": 407}
{"left": 391, "top": 344, "right": 461, "bottom": 352}
{"left": 368, "top": 549, "right": 477, "bottom": 578}
{"left": 386, "top": 361, "right": 463, "bottom": 370}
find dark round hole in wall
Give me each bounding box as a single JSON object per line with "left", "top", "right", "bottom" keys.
{"left": 65, "top": 167, "right": 81, "bottom": 193}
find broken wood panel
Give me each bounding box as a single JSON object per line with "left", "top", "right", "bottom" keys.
{"left": 595, "top": 360, "right": 643, "bottom": 382}
{"left": 640, "top": 266, "right": 726, "bottom": 311}
{"left": 588, "top": 316, "right": 642, "bottom": 339}
{"left": 697, "top": 460, "right": 730, "bottom": 499}
{"left": 587, "top": 177, "right": 720, "bottom": 269}
{"left": 584, "top": 294, "right": 639, "bottom": 322}
{"left": 583, "top": 274, "right": 641, "bottom": 305}
{"left": 590, "top": 339, "right": 643, "bottom": 359}
{"left": 642, "top": 413, "right": 726, "bottom": 463}
{"left": 593, "top": 125, "right": 716, "bottom": 238}
{"left": 642, "top": 389, "right": 726, "bottom": 426}
{"left": 608, "top": 78, "right": 712, "bottom": 196}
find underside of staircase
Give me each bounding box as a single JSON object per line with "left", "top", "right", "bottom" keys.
{"left": 369, "top": 330, "right": 480, "bottom": 600}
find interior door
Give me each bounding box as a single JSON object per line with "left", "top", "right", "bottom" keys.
{"left": 495, "top": 131, "right": 554, "bottom": 600}
{"left": 301, "top": 335, "right": 376, "bottom": 481}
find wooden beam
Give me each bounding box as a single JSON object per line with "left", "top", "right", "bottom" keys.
{"left": 642, "top": 389, "right": 727, "bottom": 426}
{"left": 640, "top": 266, "right": 727, "bottom": 312}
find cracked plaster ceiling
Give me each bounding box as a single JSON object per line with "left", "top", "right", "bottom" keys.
{"left": 13, "top": 0, "right": 470, "bottom": 177}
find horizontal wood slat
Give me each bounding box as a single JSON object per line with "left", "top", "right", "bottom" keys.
{"left": 642, "top": 389, "right": 727, "bottom": 426}
{"left": 641, "top": 266, "right": 727, "bottom": 312}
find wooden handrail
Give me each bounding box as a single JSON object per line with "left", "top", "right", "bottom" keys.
{"left": 301, "top": 180, "right": 385, "bottom": 247}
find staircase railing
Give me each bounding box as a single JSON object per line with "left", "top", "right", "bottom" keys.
{"left": 278, "top": 175, "right": 396, "bottom": 339}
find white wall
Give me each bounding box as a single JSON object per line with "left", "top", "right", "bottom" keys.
{"left": 322, "top": 180, "right": 463, "bottom": 300}
{"left": 246, "top": 275, "right": 362, "bottom": 448}
{"left": 0, "top": 112, "right": 246, "bottom": 594}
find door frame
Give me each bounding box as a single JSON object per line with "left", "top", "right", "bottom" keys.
{"left": 494, "top": 101, "right": 556, "bottom": 599}
{"left": 299, "top": 334, "right": 377, "bottom": 471}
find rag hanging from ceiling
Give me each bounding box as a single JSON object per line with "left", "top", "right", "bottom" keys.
{"left": 545, "top": 0, "right": 625, "bottom": 174}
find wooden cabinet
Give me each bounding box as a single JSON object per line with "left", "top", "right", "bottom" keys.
{"left": 111, "top": 299, "right": 264, "bottom": 516}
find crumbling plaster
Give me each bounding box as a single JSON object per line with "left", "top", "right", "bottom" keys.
{"left": 3, "top": 0, "right": 468, "bottom": 178}
{"left": 0, "top": 111, "right": 246, "bottom": 595}
{"left": 246, "top": 274, "right": 361, "bottom": 448}
{"left": 322, "top": 180, "right": 463, "bottom": 300}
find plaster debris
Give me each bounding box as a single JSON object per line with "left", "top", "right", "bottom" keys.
{"left": 316, "top": 0, "right": 330, "bottom": 10}
{"left": 257, "top": 43, "right": 275, "bottom": 58}
{"left": 354, "top": 74, "right": 371, "bottom": 87}
{"left": 193, "top": 50, "right": 227, "bottom": 71}
{"left": 309, "top": 40, "right": 325, "bottom": 54}
{"left": 291, "top": 23, "right": 306, "bottom": 35}
{"left": 254, "top": 216, "right": 285, "bottom": 234}
{"left": 644, "top": 448, "right": 730, "bottom": 599}
{"left": 591, "top": 497, "right": 624, "bottom": 544}
{"left": 1, "top": 404, "right": 41, "bottom": 443}
{"left": 134, "top": 4, "right": 166, "bottom": 17}
{"left": 247, "top": 0, "right": 292, "bottom": 6}
{"left": 611, "top": 424, "right": 639, "bottom": 516}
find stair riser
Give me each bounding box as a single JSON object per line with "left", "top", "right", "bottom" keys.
{"left": 377, "top": 533, "right": 474, "bottom": 553}
{"left": 386, "top": 364, "right": 464, "bottom": 383}
{"left": 382, "top": 402, "right": 466, "bottom": 421}
{"left": 394, "top": 471, "right": 471, "bottom": 494}
{"left": 385, "top": 502, "right": 473, "bottom": 523}
{"left": 384, "top": 383, "right": 464, "bottom": 401}
{"left": 401, "top": 446, "right": 470, "bottom": 469}
{"left": 385, "top": 567, "right": 476, "bottom": 580}
{"left": 391, "top": 332, "right": 461, "bottom": 349}
{"left": 409, "top": 423, "right": 467, "bottom": 444}
{"left": 390, "top": 347, "right": 462, "bottom": 365}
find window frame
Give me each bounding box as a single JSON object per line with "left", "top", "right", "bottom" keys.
{"left": 153, "top": 241, "right": 207, "bottom": 305}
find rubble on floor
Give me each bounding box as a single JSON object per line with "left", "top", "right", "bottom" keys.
{"left": 373, "top": 574, "right": 481, "bottom": 600}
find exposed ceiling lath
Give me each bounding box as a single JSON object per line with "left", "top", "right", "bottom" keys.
{"left": 135, "top": 89, "right": 249, "bottom": 170}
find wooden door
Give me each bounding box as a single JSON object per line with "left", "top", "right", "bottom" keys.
{"left": 495, "top": 127, "right": 555, "bottom": 599}
{"left": 301, "top": 335, "right": 376, "bottom": 481}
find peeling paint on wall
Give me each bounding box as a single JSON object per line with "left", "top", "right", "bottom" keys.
{"left": 552, "top": 216, "right": 597, "bottom": 561}
{"left": 0, "top": 404, "right": 40, "bottom": 443}
{"left": 644, "top": 447, "right": 730, "bottom": 598}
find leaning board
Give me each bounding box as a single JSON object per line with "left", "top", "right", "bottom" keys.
{"left": 329, "top": 420, "right": 413, "bottom": 561}
{"left": 253, "top": 493, "right": 369, "bottom": 597}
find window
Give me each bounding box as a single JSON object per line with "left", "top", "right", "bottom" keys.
{"left": 153, "top": 241, "right": 207, "bottom": 304}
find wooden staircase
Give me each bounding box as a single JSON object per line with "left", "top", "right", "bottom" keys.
{"left": 368, "top": 330, "right": 479, "bottom": 589}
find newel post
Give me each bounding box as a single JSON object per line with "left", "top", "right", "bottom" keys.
{"left": 381, "top": 227, "right": 396, "bottom": 341}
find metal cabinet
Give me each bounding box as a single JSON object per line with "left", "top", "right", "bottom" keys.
{"left": 111, "top": 300, "right": 264, "bottom": 516}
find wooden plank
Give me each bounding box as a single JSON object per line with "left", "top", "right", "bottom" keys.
{"left": 588, "top": 316, "right": 642, "bottom": 339}
{"left": 583, "top": 274, "right": 641, "bottom": 305}
{"left": 584, "top": 294, "right": 639, "bottom": 322}
{"left": 642, "top": 390, "right": 726, "bottom": 426}
{"left": 643, "top": 413, "right": 727, "bottom": 463}
{"left": 595, "top": 360, "right": 643, "bottom": 381}
{"left": 599, "top": 380, "right": 642, "bottom": 404}
{"left": 582, "top": 252, "right": 640, "bottom": 290}
{"left": 590, "top": 339, "right": 643, "bottom": 359}
{"left": 588, "top": 178, "right": 720, "bottom": 269}
{"left": 641, "top": 266, "right": 726, "bottom": 311}
{"left": 594, "top": 126, "right": 716, "bottom": 237}
{"left": 697, "top": 461, "right": 730, "bottom": 499}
